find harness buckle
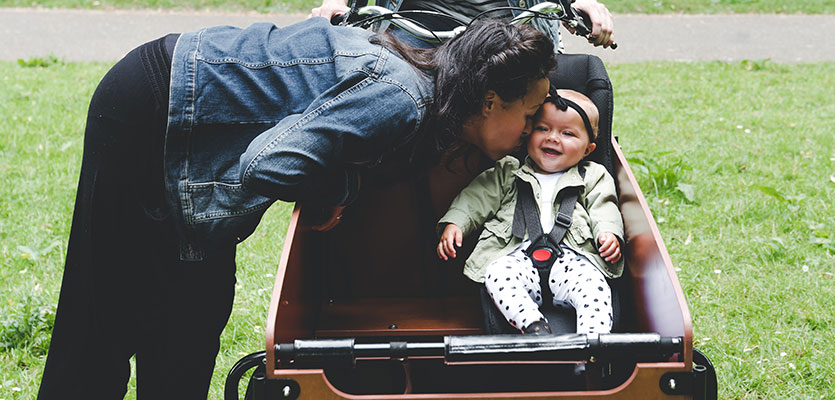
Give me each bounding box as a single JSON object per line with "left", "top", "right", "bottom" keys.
{"left": 532, "top": 248, "right": 553, "bottom": 262}
{"left": 555, "top": 212, "right": 572, "bottom": 229}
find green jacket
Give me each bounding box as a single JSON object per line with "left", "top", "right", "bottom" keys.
{"left": 439, "top": 156, "right": 624, "bottom": 283}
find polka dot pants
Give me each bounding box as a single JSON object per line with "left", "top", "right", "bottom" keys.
{"left": 484, "top": 242, "right": 613, "bottom": 334}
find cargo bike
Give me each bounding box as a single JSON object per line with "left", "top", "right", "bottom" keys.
{"left": 226, "top": 2, "right": 718, "bottom": 398}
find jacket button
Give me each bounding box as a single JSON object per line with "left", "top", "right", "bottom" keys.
{"left": 519, "top": 0, "right": 526, "bottom": 7}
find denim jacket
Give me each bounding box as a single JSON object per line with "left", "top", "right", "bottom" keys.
{"left": 379, "top": 0, "right": 564, "bottom": 52}
{"left": 166, "top": 18, "right": 433, "bottom": 259}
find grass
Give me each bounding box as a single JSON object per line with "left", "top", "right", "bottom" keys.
{"left": 612, "top": 60, "right": 835, "bottom": 398}
{"left": 0, "top": 59, "right": 294, "bottom": 399}
{"left": 1, "top": 58, "right": 833, "bottom": 399}
{"left": 2, "top": 0, "right": 834, "bottom": 14}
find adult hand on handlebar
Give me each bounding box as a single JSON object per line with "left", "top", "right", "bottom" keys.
{"left": 567, "top": 0, "right": 615, "bottom": 48}
{"left": 309, "top": 0, "right": 349, "bottom": 20}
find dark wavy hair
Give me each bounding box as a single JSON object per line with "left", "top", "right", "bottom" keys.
{"left": 372, "top": 19, "right": 557, "bottom": 167}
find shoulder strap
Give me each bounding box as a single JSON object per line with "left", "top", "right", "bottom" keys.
{"left": 512, "top": 178, "right": 543, "bottom": 241}
{"left": 544, "top": 186, "right": 580, "bottom": 249}
{"left": 511, "top": 167, "right": 586, "bottom": 248}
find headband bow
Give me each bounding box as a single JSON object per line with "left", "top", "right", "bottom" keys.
{"left": 544, "top": 87, "right": 596, "bottom": 141}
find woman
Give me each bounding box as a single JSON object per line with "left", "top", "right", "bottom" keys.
{"left": 38, "top": 17, "right": 555, "bottom": 399}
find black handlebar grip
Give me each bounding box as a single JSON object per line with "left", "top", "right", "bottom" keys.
{"left": 330, "top": 13, "right": 346, "bottom": 25}
{"left": 572, "top": 7, "right": 617, "bottom": 50}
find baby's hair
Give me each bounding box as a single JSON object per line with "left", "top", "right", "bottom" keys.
{"left": 543, "top": 88, "right": 599, "bottom": 141}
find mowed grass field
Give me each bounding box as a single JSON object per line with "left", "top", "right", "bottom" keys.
{"left": 1, "top": 57, "right": 834, "bottom": 399}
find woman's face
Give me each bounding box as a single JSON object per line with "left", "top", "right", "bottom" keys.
{"left": 468, "top": 78, "right": 550, "bottom": 160}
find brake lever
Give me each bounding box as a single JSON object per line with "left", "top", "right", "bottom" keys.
{"left": 564, "top": 4, "right": 618, "bottom": 49}
{"left": 330, "top": 13, "right": 347, "bottom": 25}
{"left": 330, "top": 10, "right": 366, "bottom": 26}
{"left": 330, "top": 0, "right": 363, "bottom": 25}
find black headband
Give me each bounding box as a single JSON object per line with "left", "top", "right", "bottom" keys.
{"left": 544, "top": 87, "right": 596, "bottom": 141}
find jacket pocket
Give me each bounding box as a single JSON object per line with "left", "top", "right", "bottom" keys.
{"left": 182, "top": 181, "right": 275, "bottom": 244}
{"left": 481, "top": 220, "right": 513, "bottom": 245}
{"left": 567, "top": 223, "right": 594, "bottom": 245}
{"left": 184, "top": 181, "right": 272, "bottom": 222}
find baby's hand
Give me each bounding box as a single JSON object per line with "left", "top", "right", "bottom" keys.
{"left": 437, "top": 224, "right": 463, "bottom": 261}
{"left": 597, "top": 232, "right": 621, "bottom": 263}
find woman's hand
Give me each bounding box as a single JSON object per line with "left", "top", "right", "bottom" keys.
{"left": 597, "top": 232, "right": 621, "bottom": 263}
{"left": 568, "top": 0, "right": 615, "bottom": 48}
{"left": 437, "top": 224, "right": 463, "bottom": 261}
{"left": 310, "top": 205, "right": 346, "bottom": 231}
{"left": 309, "top": 0, "right": 349, "bottom": 20}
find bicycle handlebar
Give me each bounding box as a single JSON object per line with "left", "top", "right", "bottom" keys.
{"left": 335, "top": 1, "right": 616, "bottom": 50}
{"left": 274, "top": 333, "right": 681, "bottom": 366}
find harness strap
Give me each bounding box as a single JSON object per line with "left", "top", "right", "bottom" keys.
{"left": 510, "top": 168, "right": 586, "bottom": 303}
{"left": 512, "top": 179, "right": 544, "bottom": 242}
{"left": 511, "top": 175, "right": 583, "bottom": 250}
{"left": 545, "top": 186, "right": 580, "bottom": 252}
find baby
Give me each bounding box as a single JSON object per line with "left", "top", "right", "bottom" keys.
{"left": 437, "top": 88, "right": 624, "bottom": 335}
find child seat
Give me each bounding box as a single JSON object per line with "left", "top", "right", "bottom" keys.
{"left": 480, "top": 53, "right": 629, "bottom": 335}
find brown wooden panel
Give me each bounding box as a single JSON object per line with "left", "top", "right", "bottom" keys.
{"left": 267, "top": 207, "right": 324, "bottom": 374}
{"left": 320, "top": 151, "right": 490, "bottom": 300}
{"left": 612, "top": 138, "right": 693, "bottom": 366}
{"left": 271, "top": 362, "right": 692, "bottom": 399}
{"left": 315, "top": 296, "right": 483, "bottom": 337}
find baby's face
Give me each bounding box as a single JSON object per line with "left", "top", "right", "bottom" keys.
{"left": 526, "top": 103, "right": 595, "bottom": 174}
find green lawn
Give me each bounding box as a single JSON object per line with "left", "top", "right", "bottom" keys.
{"left": 2, "top": 0, "right": 834, "bottom": 14}
{"left": 1, "top": 58, "right": 834, "bottom": 399}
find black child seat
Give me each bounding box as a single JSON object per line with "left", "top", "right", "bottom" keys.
{"left": 480, "top": 54, "right": 630, "bottom": 335}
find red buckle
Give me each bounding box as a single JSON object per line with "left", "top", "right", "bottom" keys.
{"left": 532, "top": 248, "right": 552, "bottom": 262}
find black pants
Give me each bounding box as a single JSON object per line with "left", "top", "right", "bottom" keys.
{"left": 38, "top": 35, "right": 238, "bottom": 400}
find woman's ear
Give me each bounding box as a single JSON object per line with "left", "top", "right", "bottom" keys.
{"left": 483, "top": 90, "right": 497, "bottom": 115}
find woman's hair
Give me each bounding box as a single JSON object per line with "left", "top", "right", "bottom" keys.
{"left": 371, "top": 19, "right": 557, "bottom": 167}
{"left": 431, "top": 19, "right": 556, "bottom": 147}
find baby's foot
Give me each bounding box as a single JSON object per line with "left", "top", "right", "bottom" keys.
{"left": 522, "top": 320, "right": 552, "bottom": 335}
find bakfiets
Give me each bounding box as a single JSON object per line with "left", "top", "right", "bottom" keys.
{"left": 226, "top": 2, "right": 717, "bottom": 399}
